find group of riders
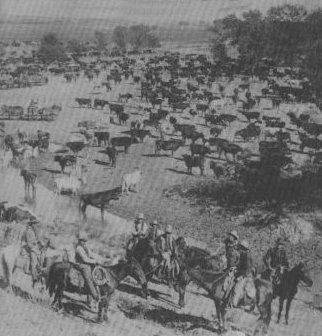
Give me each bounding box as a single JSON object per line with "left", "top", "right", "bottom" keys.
{"left": 20, "top": 213, "right": 289, "bottom": 308}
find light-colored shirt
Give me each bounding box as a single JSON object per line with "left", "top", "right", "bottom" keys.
{"left": 75, "top": 244, "right": 97, "bottom": 264}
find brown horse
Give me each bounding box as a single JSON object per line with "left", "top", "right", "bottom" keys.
{"left": 46, "top": 258, "right": 148, "bottom": 323}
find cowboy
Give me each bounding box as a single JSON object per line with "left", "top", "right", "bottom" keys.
{"left": 21, "top": 219, "right": 42, "bottom": 288}
{"left": 75, "top": 231, "right": 100, "bottom": 302}
{"left": 263, "top": 237, "right": 289, "bottom": 284}
{"left": 232, "top": 240, "right": 256, "bottom": 308}
{"left": 222, "top": 231, "right": 240, "bottom": 303}
{"left": 126, "top": 213, "right": 148, "bottom": 256}
{"left": 155, "top": 225, "right": 177, "bottom": 286}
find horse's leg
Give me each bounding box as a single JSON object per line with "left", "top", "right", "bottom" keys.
{"left": 100, "top": 206, "right": 104, "bottom": 225}
{"left": 285, "top": 297, "right": 293, "bottom": 325}
{"left": 277, "top": 297, "right": 284, "bottom": 323}
{"left": 214, "top": 300, "right": 223, "bottom": 332}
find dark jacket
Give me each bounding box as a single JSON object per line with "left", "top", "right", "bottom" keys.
{"left": 264, "top": 247, "right": 289, "bottom": 270}
{"left": 225, "top": 238, "right": 240, "bottom": 268}
{"left": 237, "top": 250, "right": 253, "bottom": 277}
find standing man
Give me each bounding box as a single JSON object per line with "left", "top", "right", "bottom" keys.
{"left": 126, "top": 213, "right": 148, "bottom": 257}
{"left": 22, "top": 219, "right": 41, "bottom": 289}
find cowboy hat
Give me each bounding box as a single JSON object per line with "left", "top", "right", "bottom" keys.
{"left": 229, "top": 230, "right": 239, "bottom": 240}
{"left": 28, "top": 218, "right": 40, "bottom": 225}
{"left": 136, "top": 213, "right": 144, "bottom": 220}
{"left": 151, "top": 220, "right": 158, "bottom": 226}
{"left": 239, "top": 240, "right": 250, "bottom": 250}
{"left": 77, "top": 231, "right": 88, "bottom": 242}
{"left": 165, "top": 225, "right": 172, "bottom": 233}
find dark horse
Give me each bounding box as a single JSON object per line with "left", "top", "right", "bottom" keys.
{"left": 46, "top": 258, "right": 147, "bottom": 322}
{"left": 275, "top": 262, "right": 313, "bottom": 325}
{"left": 131, "top": 236, "right": 225, "bottom": 307}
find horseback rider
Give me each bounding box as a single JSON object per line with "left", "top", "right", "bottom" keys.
{"left": 155, "top": 225, "right": 177, "bottom": 287}
{"left": 21, "top": 219, "right": 42, "bottom": 288}
{"left": 74, "top": 231, "right": 100, "bottom": 302}
{"left": 126, "top": 213, "right": 148, "bottom": 256}
{"left": 263, "top": 237, "right": 289, "bottom": 285}
{"left": 222, "top": 230, "right": 240, "bottom": 303}
{"left": 232, "top": 240, "right": 256, "bottom": 308}
{"left": 147, "top": 220, "right": 160, "bottom": 241}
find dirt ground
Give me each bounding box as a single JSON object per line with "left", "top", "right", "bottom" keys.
{"left": 0, "top": 60, "right": 322, "bottom": 335}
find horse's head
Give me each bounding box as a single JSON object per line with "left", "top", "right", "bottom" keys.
{"left": 296, "top": 262, "right": 313, "bottom": 287}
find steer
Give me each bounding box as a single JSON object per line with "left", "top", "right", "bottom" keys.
{"left": 121, "top": 168, "right": 142, "bottom": 195}
{"left": 54, "top": 154, "right": 77, "bottom": 173}
{"left": 94, "top": 99, "right": 109, "bottom": 109}
{"left": 155, "top": 139, "right": 183, "bottom": 157}
{"left": 182, "top": 154, "right": 205, "bottom": 175}
{"left": 75, "top": 98, "right": 91, "bottom": 108}
{"left": 190, "top": 144, "right": 211, "bottom": 157}
{"left": 111, "top": 136, "right": 139, "bottom": 153}
{"left": 94, "top": 131, "right": 110, "bottom": 147}
{"left": 54, "top": 175, "right": 82, "bottom": 196}
{"left": 104, "top": 147, "right": 118, "bottom": 167}
{"left": 130, "top": 129, "right": 151, "bottom": 143}
{"left": 118, "top": 112, "right": 129, "bottom": 125}
{"left": 218, "top": 142, "right": 243, "bottom": 161}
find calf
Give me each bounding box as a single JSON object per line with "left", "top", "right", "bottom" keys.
{"left": 54, "top": 154, "right": 77, "bottom": 173}
{"left": 54, "top": 175, "right": 82, "bottom": 196}
{"left": 118, "top": 112, "right": 129, "bottom": 125}
{"left": 121, "top": 168, "right": 142, "bottom": 194}
{"left": 94, "top": 131, "right": 110, "bottom": 147}
{"left": 130, "top": 129, "right": 151, "bottom": 143}
{"left": 155, "top": 139, "right": 183, "bottom": 157}
{"left": 105, "top": 147, "right": 118, "bottom": 167}
{"left": 182, "top": 154, "right": 205, "bottom": 175}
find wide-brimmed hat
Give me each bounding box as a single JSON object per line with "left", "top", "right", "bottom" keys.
{"left": 229, "top": 230, "right": 239, "bottom": 240}
{"left": 77, "top": 231, "right": 88, "bottom": 242}
{"left": 239, "top": 240, "right": 250, "bottom": 250}
{"left": 165, "top": 225, "right": 172, "bottom": 233}
{"left": 136, "top": 213, "right": 144, "bottom": 220}
{"left": 151, "top": 220, "right": 158, "bottom": 226}
{"left": 28, "top": 219, "right": 40, "bottom": 225}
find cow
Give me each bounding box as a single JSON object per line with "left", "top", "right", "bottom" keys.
{"left": 110, "top": 104, "right": 124, "bottom": 115}
{"left": 104, "top": 147, "right": 118, "bottom": 167}
{"left": 190, "top": 144, "right": 211, "bottom": 157}
{"left": 210, "top": 127, "right": 223, "bottom": 138}
{"left": 235, "top": 124, "right": 261, "bottom": 142}
{"left": 265, "top": 120, "right": 285, "bottom": 128}
{"left": 209, "top": 161, "right": 226, "bottom": 179}
{"left": 4, "top": 135, "right": 14, "bottom": 150}
{"left": 240, "top": 111, "right": 260, "bottom": 123}
{"left": 174, "top": 124, "right": 196, "bottom": 143}
{"left": 54, "top": 175, "right": 82, "bottom": 196}
{"left": 118, "top": 93, "right": 133, "bottom": 103}
{"left": 182, "top": 154, "right": 205, "bottom": 175}
{"left": 155, "top": 139, "right": 183, "bottom": 157}
{"left": 130, "top": 120, "right": 141, "bottom": 130}
{"left": 218, "top": 142, "right": 243, "bottom": 161}
{"left": 118, "top": 112, "right": 130, "bottom": 125}
{"left": 75, "top": 98, "right": 91, "bottom": 108}
{"left": 121, "top": 168, "right": 142, "bottom": 195}
{"left": 20, "top": 169, "right": 36, "bottom": 196}
{"left": 110, "top": 136, "right": 139, "bottom": 153}
{"left": 79, "top": 187, "right": 122, "bottom": 223}
{"left": 218, "top": 114, "right": 237, "bottom": 125}
{"left": 93, "top": 99, "right": 109, "bottom": 109}
{"left": 130, "top": 129, "right": 151, "bottom": 143}
{"left": 94, "top": 131, "right": 110, "bottom": 147}
{"left": 143, "top": 119, "right": 160, "bottom": 130}
{"left": 54, "top": 154, "right": 77, "bottom": 173}
{"left": 300, "top": 137, "right": 322, "bottom": 152}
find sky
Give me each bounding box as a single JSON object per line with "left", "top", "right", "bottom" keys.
{"left": 0, "top": 0, "right": 321, "bottom": 25}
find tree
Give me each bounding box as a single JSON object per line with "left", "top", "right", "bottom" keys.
{"left": 94, "top": 30, "right": 108, "bottom": 50}
{"left": 67, "top": 39, "right": 86, "bottom": 53}
{"left": 38, "top": 33, "right": 66, "bottom": 63}
{"left": 112, "top": 26, "right": 128, "bottom": 50}
{"left": 127, "top": 25, "right": 160, "bottom": 50}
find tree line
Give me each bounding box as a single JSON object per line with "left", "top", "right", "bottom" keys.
{"left": 210, "top": 4, "right": 322, "bottom": 97}
{"left": 37, "top": 25, "right": 160, "bottom": 63}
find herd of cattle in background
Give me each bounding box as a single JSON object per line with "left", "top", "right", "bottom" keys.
{"left": 0, "top": 46, "right": 322, "bottom": 222}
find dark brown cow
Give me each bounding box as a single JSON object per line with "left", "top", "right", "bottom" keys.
{"left": 94, "top": 131, "right": 110, "bottom": 147}
{"left": 182, "top": 154, "right": 205, "bottom": 175}
{"left": 54, "top": 154, "right": 77, "bottom": 173}
{"left": 155, "top": 139, "right": 183, "bottom": 156}
{"left": 110, "top": 136, "right": 139, "bottom": 153}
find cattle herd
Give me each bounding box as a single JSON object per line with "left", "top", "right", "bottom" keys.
{"left": 0, "top": 44, "right": 320, "bottom": 334}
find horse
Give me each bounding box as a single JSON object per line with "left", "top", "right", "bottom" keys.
{"left": 1, "top": 227, "right": 61, "bottom": 292}
{"left": 185, "top": 267, "right": 273, "bottom": 333}
{"left": 275, "top": 263, "right": 313, "bottom": 325}
{"left": 20, "top": 169, "right": 36, "bottom": 196}
{"left": 46, "top": 258, "right": 148, "bottom": 323}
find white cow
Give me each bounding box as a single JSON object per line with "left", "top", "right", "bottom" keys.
{"left": 54, "top": 175, "right": 82, "bottom": 196}
{"left": 121, "top": 168, "right": 142, "bottom": 195}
